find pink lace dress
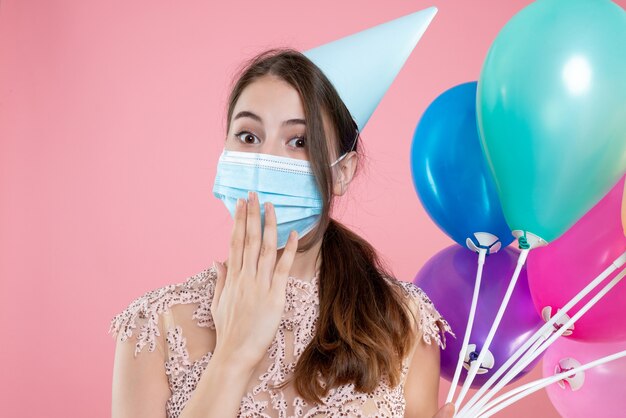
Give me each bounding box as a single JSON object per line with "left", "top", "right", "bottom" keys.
{"left": 109, "top": 266, "right": 455, "bottom": 417}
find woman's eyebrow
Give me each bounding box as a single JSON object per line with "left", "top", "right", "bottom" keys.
{"left": 234, "top": 110, "right": 306, "bottom": 127}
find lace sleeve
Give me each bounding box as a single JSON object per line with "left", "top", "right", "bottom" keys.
{"left": 108, "top": 267, "right": 217, "bottom": 358}
{"left": 108, "top": 283, "right": 178, "bottom": 358}
{"left": 393, "top": 280, "right": 456, "bottom": 350}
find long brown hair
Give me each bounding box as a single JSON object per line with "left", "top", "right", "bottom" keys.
{"left": 223, "top": 47, "right": 417, "bottom": 404}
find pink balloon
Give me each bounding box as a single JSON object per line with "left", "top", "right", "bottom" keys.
{"left": 542, "top": 337, "right": 626, "bottom": 418}
{"left": 527, "top": 176, "right": 626, "bottom": 341}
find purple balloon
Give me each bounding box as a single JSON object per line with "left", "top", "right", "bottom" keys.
{"left": 414, "top": 245, "right": 544, "bottom": 387}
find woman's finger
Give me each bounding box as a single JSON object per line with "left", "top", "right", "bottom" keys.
{"left": 228, "top": 197, "right": 247, "bottom": 279}
{"left": 242, "top": 191, "right": 262, "bottom": 277}
{"left": 256, "top": 201, "right": 277, "bottom": 288}
{"left": 211, "top": 260, "right": 226, "bottom": 316}
{"left": 271, "top": 230, "right": 298, "bottom": 298}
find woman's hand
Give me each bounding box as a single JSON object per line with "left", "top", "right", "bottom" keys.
{"left": 210, "top": 191, "right": 299, "bottom": 371}
{"left": 433, "top": 403, "right": 455, "bottom": 418}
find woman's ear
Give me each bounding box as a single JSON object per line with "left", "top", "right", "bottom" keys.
{"left": 332, "top": 151, "right": 358, "bottom": 196}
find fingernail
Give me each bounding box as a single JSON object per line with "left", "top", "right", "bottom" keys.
{"left": 236, "top": 198, "right": 243, "bottom": 209}
{"left": 212, "top": 260, "right": 216, "bottom": 271}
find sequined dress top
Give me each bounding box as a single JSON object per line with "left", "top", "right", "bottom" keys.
{"left": 109, "top": 266, "right": 455, "bottom": 417}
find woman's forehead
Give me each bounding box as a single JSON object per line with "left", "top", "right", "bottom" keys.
{"left": 233, "top": 76, "right": 305, "bottom": 124}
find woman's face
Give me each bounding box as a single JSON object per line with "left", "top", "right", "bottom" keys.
{"left": 225, "top": 74, "right": 337, "bottom": 162}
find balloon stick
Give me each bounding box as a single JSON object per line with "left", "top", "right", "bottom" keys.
{"left": 459, "top": 262, "right": 626, "bottom": 418}
{"left": 453, "top": 246, "right": 530, "bottom": 412}
{"left": 477, "top": 347, "right": 626, "bottom": 418}
{"left": 446, "top": 247, "right": 488, "bottom": 404}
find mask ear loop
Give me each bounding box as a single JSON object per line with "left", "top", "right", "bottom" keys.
{"left": 330, "top": 128, "right": 359, "bottom": 168}
{"left": 331, "top": 127, "right": 359, "bottom": 196}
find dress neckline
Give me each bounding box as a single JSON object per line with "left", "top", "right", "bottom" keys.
{"left": 287, "top": 271, "right": 319, "bottom": 287}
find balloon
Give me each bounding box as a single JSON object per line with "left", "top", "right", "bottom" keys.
{"left": 414, "top": 245, "right": 543, "bottom": 387}
{"left": 543, "top": 337, "right": 626, "bottom": 418}
{"left": 477, "top": 0, "right": 626, "bottom": 243}
{"left": 410, "top": 82, "right": 513, "bottom": 251}
{"left": 622, "top": 180, "right": 626, "bottom": 236}
{"left": 527, "top": 176, "right": 626, "bottom": 342}
{"left": 622, "top": 183, "right": 626, "bottom": 236}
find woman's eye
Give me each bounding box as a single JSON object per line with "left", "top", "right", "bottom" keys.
{"left": 235, "top": 131, "right": 260, "bottom": 144}
{"left": 287, "top": 136, "right": 307, "bottom": 148}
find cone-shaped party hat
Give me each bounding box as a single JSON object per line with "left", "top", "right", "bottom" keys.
{"left": 303, "top": 7, "right": 438, "bottom": 132}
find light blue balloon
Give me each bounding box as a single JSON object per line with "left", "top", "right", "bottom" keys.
{"left": 477, "top": 0, "right": 626, "bottom": 243}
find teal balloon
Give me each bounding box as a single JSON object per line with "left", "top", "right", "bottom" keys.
{"left": 477, "top": 0, "right": 626, "bottom": 243}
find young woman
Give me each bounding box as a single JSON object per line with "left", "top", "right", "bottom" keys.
{"left": 110, "top": 48, "right": 456, "bottom": 418}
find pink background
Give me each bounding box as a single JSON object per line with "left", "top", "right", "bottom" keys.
{"left": 2, "top": 1, "right": 624, "bottom": 416}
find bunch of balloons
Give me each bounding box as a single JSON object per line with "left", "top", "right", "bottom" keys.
{"left": 408, "top": 1, "right": 626, "bottom": 417}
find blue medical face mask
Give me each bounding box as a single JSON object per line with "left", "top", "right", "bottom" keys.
{"left": 212, "top": 132, "right": 357, "bottom": 249}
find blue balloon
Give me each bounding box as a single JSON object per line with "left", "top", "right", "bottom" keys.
{"left": 410, "top": 82, "right": 513, "bottom": 250}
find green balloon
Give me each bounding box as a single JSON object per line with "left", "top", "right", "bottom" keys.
{"left": 477, "top": 0, "right": 626, "bottom": 243}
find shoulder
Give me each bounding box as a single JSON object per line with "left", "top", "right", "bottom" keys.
{"left": 384, "top": 276, "right": 456, "bottom": 350}
{"left": 108, "top": 265, "right": 218, "bottom": 357}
